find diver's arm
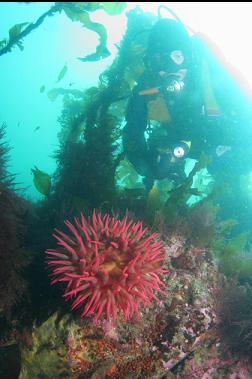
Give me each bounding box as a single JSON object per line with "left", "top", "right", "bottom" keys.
{"left": 193, "top": 32, "right": 252, "bottom": 104}
{"left": 192, "top": 32, "right": 252, "bottom": 135}
{"left": 191, "top": 33, "right": 252, "bottom": 176}
{"left": 123, "top": 85, "right": 153, "bottom": 177}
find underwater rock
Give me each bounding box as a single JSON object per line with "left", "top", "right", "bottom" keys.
{"left": 19, "top": 224, "right": 248, "bottom": 378}
{"left": 214, "top": 280, "right": 252, "bottom": 361}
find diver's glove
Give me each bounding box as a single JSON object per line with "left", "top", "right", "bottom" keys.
{"left": 207, "top": 146, "right": 232, "bottom": 176}
{"left": 208, "top": 145, "right": 252, "bottom": 178}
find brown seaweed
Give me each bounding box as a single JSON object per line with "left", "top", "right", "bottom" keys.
{"left": 0, "top": 124, "right": 30, "bottom": 318}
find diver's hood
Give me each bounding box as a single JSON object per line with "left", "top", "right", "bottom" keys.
{"left": 145, "top": 18, "right": 192, "bottom": 73}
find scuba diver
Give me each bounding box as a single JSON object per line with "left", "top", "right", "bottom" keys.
{"left": 123, "top": 7, "right": 252, "bottom": 191}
